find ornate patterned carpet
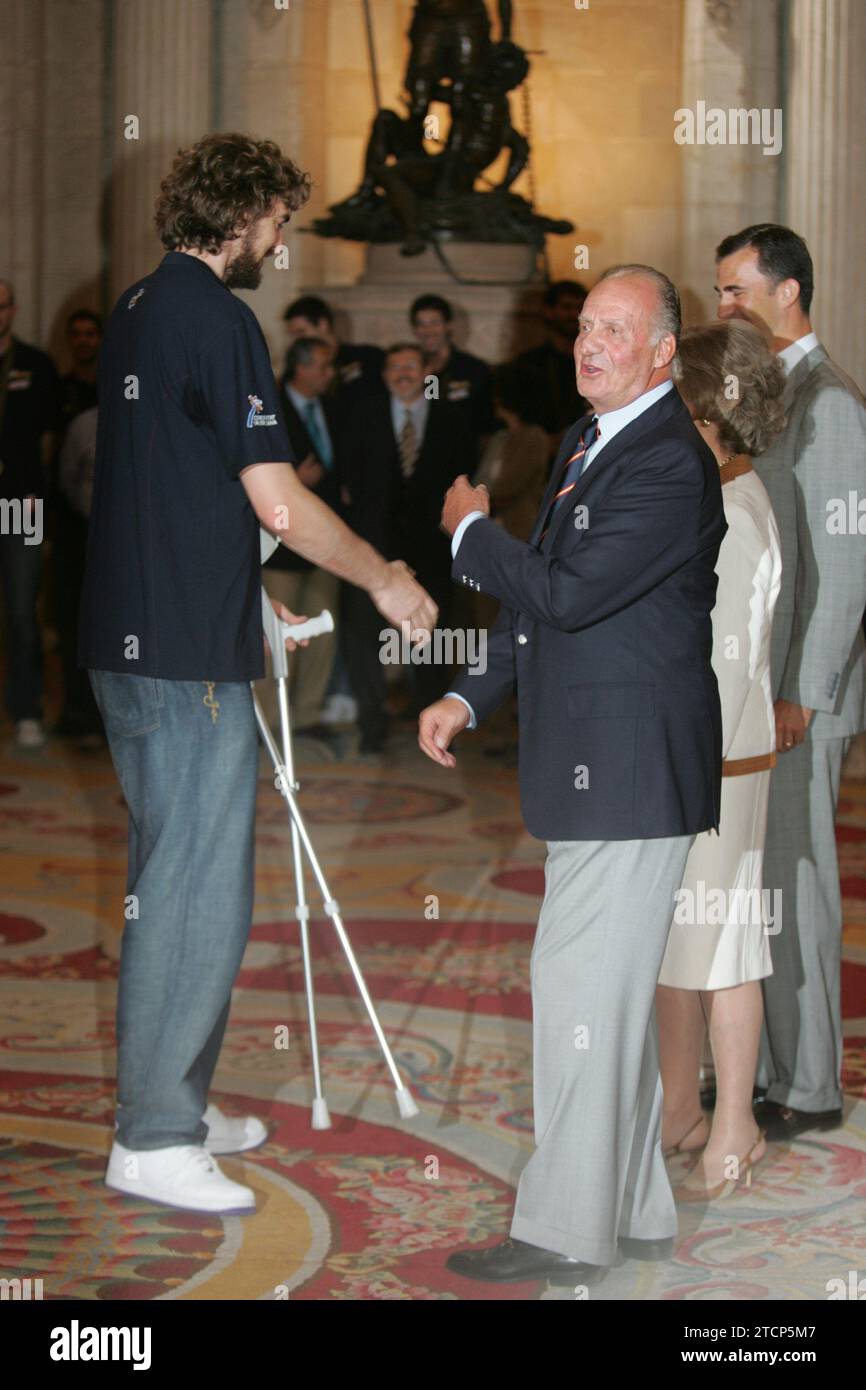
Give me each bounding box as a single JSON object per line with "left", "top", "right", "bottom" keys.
{"left": 1, "top": 716, "right": 865, "bottom": 1301}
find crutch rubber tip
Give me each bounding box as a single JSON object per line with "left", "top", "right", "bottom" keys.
{"left": 311, "top": 1099, "right": 331, "bottom": 1130}
{"left": 395, "top": 1086, "right": 419, "bottom": 1119}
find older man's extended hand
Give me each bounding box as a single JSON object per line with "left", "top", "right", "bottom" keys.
{"left": 441, "top": 475, "right": 490, "bottom": 537}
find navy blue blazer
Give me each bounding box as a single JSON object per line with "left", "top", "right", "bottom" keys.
{"left": 450, "top": 386, "right": 727, "bottom": 841}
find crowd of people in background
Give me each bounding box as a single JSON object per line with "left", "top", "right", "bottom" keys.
{"left": 0, "top": 274, "right": 590, "bottom": 756}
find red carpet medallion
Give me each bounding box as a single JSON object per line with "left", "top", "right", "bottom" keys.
{"left": 0, "top": 726, "right": 864, "bottom": 1300}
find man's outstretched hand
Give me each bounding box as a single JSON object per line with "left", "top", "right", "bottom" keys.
{"left": 418, "top": 697, "right": 470, "bottom": 768}
{"left": 370, "top": 559, "right": 437, "bottom": 642}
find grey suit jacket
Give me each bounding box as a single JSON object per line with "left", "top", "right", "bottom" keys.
{"left": 752, "top": 343, "right": 866, "bottom": 740}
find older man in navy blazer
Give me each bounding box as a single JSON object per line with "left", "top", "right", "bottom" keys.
{"left": 419, "top": 264, "right": 727, "bottom": 1287}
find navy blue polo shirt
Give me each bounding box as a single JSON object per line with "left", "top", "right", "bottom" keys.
{"left": 79, "top": 252, "right": 294, "bottom": 682}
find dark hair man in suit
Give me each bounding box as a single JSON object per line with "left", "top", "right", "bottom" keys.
{"left": 512, "top": 278, "right": 591, "bottom": 460}
{"left": 342, "top": 341, "right": 475, "bottom": 751}
{"left": 257, "top": 336, "right": 344, "bottom": 736}
{"left": 419, "top": 265, "right": 727, "bottom": 1287}
{"left": 715, "top": 224, "right": 866, "bottom": 1143}
{"left": 283, "top": 294, "right": 385, "bottom": 407}
{"left": 409, "top": 293, "right": 496, "bottom": 448}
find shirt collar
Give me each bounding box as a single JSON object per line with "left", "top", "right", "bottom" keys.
{"left": 288, "top": 383, "right": 320, "bottom": 416}
{"left": 160, "top": 251, "right": 229, "bottom": 289}
{"left": 777, "top": 331, "right": 820, "bottom": 374}
{"left": 391, "top": 392, "right": 428, "bottom": 429}
{"left": 592, "top": 379, "right": 674, "bottom": 447}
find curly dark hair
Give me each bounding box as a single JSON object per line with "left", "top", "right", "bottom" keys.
{"left": 673, "top": 319, "right": 787, "bottom": 457}
{"left": 154, "top": 132, "right": 311, "bottom": 253}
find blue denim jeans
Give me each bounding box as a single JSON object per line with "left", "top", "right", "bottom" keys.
{"left": 88, "top": 669, "right": 258, "bottom": 1150}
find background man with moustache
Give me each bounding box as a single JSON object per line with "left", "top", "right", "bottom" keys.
{"left": 342, "top": 341, "right": 474, "bottom": 749}
{"left": 419, "top": 265, "right": 726, "bottom": 1287}
{"left": 714, "top": 224, "right": 866, "bottom": 1141}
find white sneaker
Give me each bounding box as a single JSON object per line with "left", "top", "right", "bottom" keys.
{"left": 105, "top": 1141, "right": 256, "bottom": 1213}
{"left": 203, "top": 1103, "right": 268, "bottom": 1155}
{"left": 15, "top": 719, "right": 46, "bottom": 749}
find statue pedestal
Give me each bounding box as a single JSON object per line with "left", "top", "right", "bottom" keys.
{"left": 305, "top": 242, "right": 548, "bottom": 363}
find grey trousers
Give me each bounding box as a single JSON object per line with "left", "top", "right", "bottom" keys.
{"left": 757, "top": 734, "right": 851, "bottom": 1112}
{"left": 510, "top": 834, "right": 693, "bottom": 1267}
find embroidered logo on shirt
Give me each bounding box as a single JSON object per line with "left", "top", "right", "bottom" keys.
{"left": 246, "top": 394, "right": 277, "bottom": 428}
{"left": 127, "top": 287, "right": 145, "bottom": 309}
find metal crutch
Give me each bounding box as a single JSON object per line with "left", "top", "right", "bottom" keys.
{"left": 254, "top": 582, "right": 419, "bottom": 1127}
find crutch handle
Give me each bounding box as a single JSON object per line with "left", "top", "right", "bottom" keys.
{"left": 280, "top": 609, "right": 335, "bottom": 643}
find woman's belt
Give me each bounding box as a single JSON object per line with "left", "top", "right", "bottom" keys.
{"left": 722, "top": 751, "right": 777, "bottom": 777}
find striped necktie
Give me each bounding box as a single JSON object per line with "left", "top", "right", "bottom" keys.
{"left": 540, "top": 416, "right": 600, "bottom": 540}
{"left": 398, "top": 409, "right": 418, "bottom": 478}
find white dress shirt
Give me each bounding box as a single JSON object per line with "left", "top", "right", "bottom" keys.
{"left": 286, "top": 384, "right": 333, "bottom": 464}
{"left": 777, "top": 331, "right": 820, "bottom": 375}
{"left": 390, "top": 391, "right": 430, "bottom": 442}
{"left": 446, "top": 379, "right": 676, "bottom": 728}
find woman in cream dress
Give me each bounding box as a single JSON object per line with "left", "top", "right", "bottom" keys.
{"left": 657, "top": 320, "right": 784, "bottom": 1200}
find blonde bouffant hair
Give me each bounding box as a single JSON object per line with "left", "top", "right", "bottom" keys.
{"left": 672, "top": 319, "right": 787, "bottom": 456}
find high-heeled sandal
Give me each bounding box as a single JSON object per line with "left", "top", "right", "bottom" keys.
{"left": 663, "top": 1115, "right": 708, "bottom": 1158}
{"left": 673, "top": 1129, "right": 766, "bottom": 1203}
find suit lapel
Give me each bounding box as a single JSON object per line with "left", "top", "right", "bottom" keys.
{"left": 283, "top": 393, "right": 316, "bottom": 461}
{"left": 782, "top": 345, "right": 825, "bottom": 409}
{"left": 528, "top": 414, "right": 594, "bottom": 546}
{"left": 540, "top": 388, "right": 687, "bottom": 548}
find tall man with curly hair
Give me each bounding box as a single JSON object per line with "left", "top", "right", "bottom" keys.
{"left": 79, "top": 133, "right": 436, "bottom": 1214}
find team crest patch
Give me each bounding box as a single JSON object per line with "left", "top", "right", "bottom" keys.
{"left": 246, "top": 393, "right": 277, "bottom": 428}
{"left": 127, "top": 287, "right": 145, "bottom": 309}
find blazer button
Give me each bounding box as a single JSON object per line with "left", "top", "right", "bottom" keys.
{"left": 517, "top": 634, "right": 528, "bottom": 645}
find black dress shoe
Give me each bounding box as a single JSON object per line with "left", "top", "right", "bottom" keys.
{"left": 618, "top": 1235, "right": 674, "bottom": 1262}
{"left": 446, "top": 1237, "right": 608, "bottom": 1287}
{"left": 754, "top": 1099, "right": 843, "bottom": 1142}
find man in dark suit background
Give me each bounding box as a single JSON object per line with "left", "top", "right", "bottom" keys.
{"left": 283, "top": 294, "right": 386, "bottom": 410}
{"left": 409, "top": 293, "right": 497, "bottom": 450}
{"left": 343, "top": 341, "right": 474, "bottom": 751}
{"left": 257, "top": 335, "right": 343, "bottom": 734}
{"left": 512, "top": 278, "right": 590, "bottom": 469}
{"left": 419, "top": 265, "right": 727, "bottom": 1286}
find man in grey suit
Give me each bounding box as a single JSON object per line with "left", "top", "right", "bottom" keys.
{"left": 418, "top": 266, "right": 726, "bottom": 1287}
{"left": 715, "top": 224, "right": 866, "bottom": 1140}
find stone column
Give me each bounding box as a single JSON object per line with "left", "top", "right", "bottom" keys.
{"left": 217, "top": 0, "right": 329, "bottom": 363}
{"left": 784, "top": 0, "right": 866, "bottom": 387}
{"left": 108, "top": 0, "right": 213, "bottom": 301}
{"left": 0, "top": 0, "right": 104, "bottom": 351}
{"left": 679, "top": 0, "right": 782, "bottom": 324}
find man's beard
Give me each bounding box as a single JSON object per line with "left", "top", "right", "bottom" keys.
{"left": 224, "top": 238, "right": 266, "bottom": 290}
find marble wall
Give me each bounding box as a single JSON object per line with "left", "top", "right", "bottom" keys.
{"left": 3, "top": 0, "right": 865, "bottom": 384}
